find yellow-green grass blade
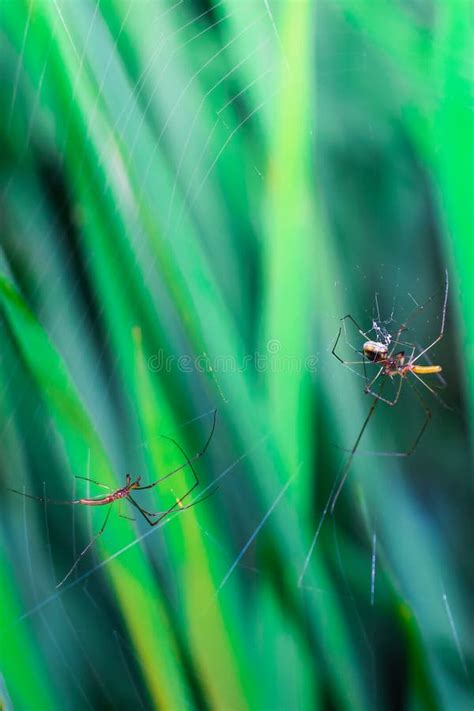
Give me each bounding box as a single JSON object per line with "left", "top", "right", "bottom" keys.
{"left": 0, "top": 532, "right": 59, "bottom": 711}
{"left": 132, "top": 325, "right": 254, "bottom": 709}
{"left": 0, "top": 276, "right": 195, "bottom": 709}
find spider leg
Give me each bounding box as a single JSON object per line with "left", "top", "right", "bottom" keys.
{"left": 364, "top": 367, "right": 384, "bottom": 396}
{"left": 332, "top": 327, "right": 379, "bottom": 384}
{"left": 7, "top": 489, "right": 82, "bottom": 505}
{"left": 403, "top": 379, "right": 432, "bottom": 456}
{"left": 336, "top": 360, "right": 369, "bottom": 365}
{"left": 117, "top": 501, "right": 135, "bottom": 521}
{"left": 332, "top": 317, "right": 373, "bottom": 363}
{"left": 74, "top": 475, "right": 111, "bottom": 491}
{"left": 365, "top": 370, "right": 404, "bottom": 406}
{"left": 341, "top": 319, "right": 366, "bottom": 357}
{"left": 340, "top": 314, "right": 370, "bottom": 339}
{"left": 387, "top": 272, "right": 449, "bottom": 359}
{"left": 126, "top": 486, "right": 217, "bottom": 526}
{"left": 412, "top": 269, "right": 448, "bottom": 364}
{"left": 126, "top": 495, "right": 169, "bottom": 526}
{"left": 387, "top": 324, "right": 408, "bottom": 357}
{"left": 415, "top": 342, "right": 447, "bottom": 388}
{"left": 330, "top": 395, "right": 380, "bottom": 514}
{"left": 132, "top": 418, "right": 207, "bottom": 524}
{"left": 126, "top": 482, "right": 198, "bottom": 527}
{"left": 56, "top": 505, "right": 113, "bottom": 588}
{"left": 362, "top": 354, "right": 370, "bottom": 389}
{"left": 411, "top": 334, "right": 444, "bottom": 365}
{"left": 136, "top": 409, "right": 216, "bottom": 491}
{"left": 389, "top": 337, "right": 416, "bottom": 352}
{"left": 410, "top": 370, "right": 454, "bottom": 411}
{"left": 396, "top": 271, "right": 449, "bottom": 364}
{"left": 331, "top": 327, "right": 346, "bottom": 365}
{"left": 344, "top": 378, "right": 430, "bottom": 458}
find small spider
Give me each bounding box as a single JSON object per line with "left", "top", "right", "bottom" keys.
{"left": 9, "top": 410, "right": 217, "bottom": 587}
{"left": 329, "top": 271, "right": 449, "bottom": 511}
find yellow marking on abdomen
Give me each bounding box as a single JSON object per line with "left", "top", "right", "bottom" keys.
{"left": 412, "top": 365, "right": 442, "bottom": 374}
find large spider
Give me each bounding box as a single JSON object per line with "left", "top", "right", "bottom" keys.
{"left": 329, "top": 271, "right": 449, "bottom": 512}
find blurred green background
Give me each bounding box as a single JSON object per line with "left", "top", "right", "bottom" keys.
{"left": 0, "top": 1, "right": 472, "bottom": 709}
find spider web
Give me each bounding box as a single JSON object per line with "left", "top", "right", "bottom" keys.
{"left": 1, "top": 1, "right": 472, "bottom": 709}
{"left": 1, "top": 4, "right": 299, "bottom": 708}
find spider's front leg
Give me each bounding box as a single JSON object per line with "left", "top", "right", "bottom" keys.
{"left": 127, "top": 477, "right": 200, "bottom": 527}
{"left": 364, "top": 370, "right": 404, "bottom": 407}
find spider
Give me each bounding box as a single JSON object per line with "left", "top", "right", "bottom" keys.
{"left": 8, "top": 409, "right": 217, "bottom": 587}
{"left": 329, "top": 271, "right": 449, "bottom": 512}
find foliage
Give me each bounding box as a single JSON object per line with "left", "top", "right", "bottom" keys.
{"left": 0, "top": 1, "right": 472, "bottom": 709}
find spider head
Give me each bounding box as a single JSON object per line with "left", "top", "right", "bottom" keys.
{"left": 384, "top": 351, "right": 405, "bottom": 373}
{"left": 395, "top": 351, "right": 405, "bottom": 366}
